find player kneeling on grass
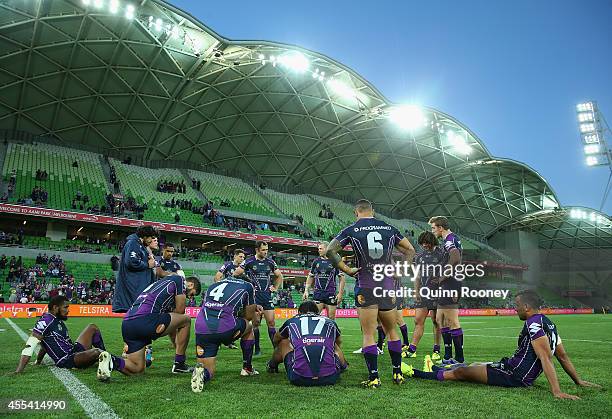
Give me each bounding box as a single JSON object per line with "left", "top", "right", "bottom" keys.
{"left": 403, "top": 290, "right": 601, "bottom": 399}
{"left": 15, "top": 295, "right": 122, "bottom": 373}
{"left": 266, "top": 301, "right": 348, "bottom": 387}
{"left": 98, "top": 275, "right": 201, "bottom": 381}
{"left": 191, "top": 276, "right": 263, "bottom": 393}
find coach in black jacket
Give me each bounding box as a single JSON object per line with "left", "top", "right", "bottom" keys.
{"left": 112, "top": 226, "right": 158, "bottom": 313}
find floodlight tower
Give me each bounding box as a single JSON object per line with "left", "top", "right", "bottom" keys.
{"left": 576, "top": 101, "right": 612, "bottom": 211}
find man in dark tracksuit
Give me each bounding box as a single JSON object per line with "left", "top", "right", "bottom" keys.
{"left": 112, "top": 226, "right": 159, "bottom": 313}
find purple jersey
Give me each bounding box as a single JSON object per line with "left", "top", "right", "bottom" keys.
{"left": 218, "top": 261, "right": 240, "bottom": 279}
{"left": 414, "top": 246, "right": 445, "bottom": 288}
{"left": 239, "top": 256, "right": 278, "bottom": 292}
{"left": 280, "top": 313, "right": 341, "bottom": 379}
{"left": 442, "top": 232, "right": 462, "bottom": 261}
{"left": 309, "top": 257, "right": 340, "bottom": 295}
{"left": 32, "top": 313, "right": 74, "bottom": 365}
{"left": 504, "top": 314, "right": 560, "bottom": 385}
{"left": 124, "top": 275, "right": 185, "bottom": 320}
{"left": 195, "top": 278, "right": 255, "bottom": 335}
{"left": 334, "top": 217, "right": 404, "bottom": 289}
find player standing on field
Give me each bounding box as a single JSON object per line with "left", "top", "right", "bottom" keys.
{"left": 326, "top": 199, "right": 415, "bottom": 388}
{"left": 429, "top": 216, "right": 464, "bottom": 365}
{"left": 214, "top": 249, "right": 246, "bottom": 282}
{"left": 303, "top": 242, "right": 345, "bottom": 321}
{"left": 233, "top": 241, "right": 283, "bottom": 355}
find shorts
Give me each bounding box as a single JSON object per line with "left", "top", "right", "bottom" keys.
{"left": 486, "top": 362, "right": 528, "bottom": 388}
{"left": 354, "top": 287, "right": 396, "bottom": 310}
{"left": 122, "top": 312, "right": 172, "bottom": 354}
{"left": 437, "top": 279, "right": 460, "bottom": 307}
{"left": 56, "top": 342, "right": 86, "bottom": 369}
{"left": 195, "top": 318, "right": 247, "bottom": 358}
{"left": 283, "top": 351, "right": 341, "bottom": 386}
{"left": 414, "top": 297, "right": 437, "bottom": 311}
{"left": 256, "top": 291, "right": 274, "bottom": 311}
{"left": 313, "top": 291, "right": 337, "bottom": 306}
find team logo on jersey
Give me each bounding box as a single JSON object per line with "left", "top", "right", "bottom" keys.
{"left": 130, "top": 251, "right": 137, "bottom": 258}
{"left": 528, "top": 323, "right": 541, "bottom": 336}
{"left": 357, "top": 294, "right": 366, "bottom": 305}
{"left": 57, "top": 323, "right": 62, "bottom": 331}
{"left": 196, "top": 345, "right": 204, "bottom": 356}
{"left": 253, "top": 265, "right": 258, "bottom": 271}
{"left": 36, "top": 320, "right": 47, "bottom": 330}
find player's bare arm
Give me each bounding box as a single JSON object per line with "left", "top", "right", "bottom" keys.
{"left": 554, "top": 343, "right": 601, "bottom": 389}
{"left": 336, "top": 273, "right": 346, "bottom": 302}
{"left": 174, "top": 293, "right": 187, "bottom": 315}
{"left": 15, "top": 332, "right": 43, "bottom": 373}
{"left": 271, "top": 269, "right": 283, "bottom": 292}
{"left": 531, "top": 335, "right": 579, "bottom": 400}
{"left": 233, "top": 266, "right": 245, "bottom": 277}
{"left": 303, "top": 274, "right": 314, "bottom": 299}
{"left": 213, "top": 271, "right": 224, "bottom": 282}
{"left": 434, "top": 247, "right": 460, "bottom": 285}
{"left": 35, "top": 345, "right": 46, "bottom": 365}
{"left": 326, "top": 239, "right": 359, "bottom": 276}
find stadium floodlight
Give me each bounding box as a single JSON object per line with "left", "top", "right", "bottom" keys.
{"left": 82, "top": 0, "right": 91, "bottom": 5}
{"left": 327, "top": 78, "right": 361, "bottom": 100}
{"left": 170, "top": 25, "right": 180, "bottom": 39}
{"left": 584, "top": 144, "right": 600, "bottom": 154}
{"left": 577, "top": 112, "right": 594, "bottom": 122}
{"left": 155, "top": 18, "right": 162, "bottom": 31}
{"left": 582, "top": 133, "right": 600, "bottom": 144}
{"left": 580, "top": 123, "right": 596, "bottom": 133}
{"left": 125, "top": 4, "right": 135, "bottom": 19}
{"left": 93, "top": 0, "right": 104, "bottom": 9}
{"left": 388, "top": 104, "right": 427, "bottom": 130}
{"left": 258, "top": 54, "right": 264, "bottom": 60}
{"left": 109, "top": 0, "right": 119, "bottom": 14}
{"left": 586, "top": 156, "right": 599, "bottom": 166}
{"left": 576, "top": 102, "right": 594, "bottom": 112}
{"left": 277, "top": 52, "right": 310, "bottom": 73}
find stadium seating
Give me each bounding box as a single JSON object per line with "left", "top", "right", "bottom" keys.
{"left": 261, "top": 189, "right": 346, "bottom": 239}
{"left": 111, "top": 159, "right": 205, "bottom": 226}
{"left": 188, "top": 170, "right": 282, "bottom": 218}
{"left": 2, "top": 142, "right": 109, "bottom": 211}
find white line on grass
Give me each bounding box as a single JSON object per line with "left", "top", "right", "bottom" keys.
{"left": 5, "top": 318, "right": 119, "bottom": 419}
{"left": 464, "top": 333, "right": 612, "bottom": 344}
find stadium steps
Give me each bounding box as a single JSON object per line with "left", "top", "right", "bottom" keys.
{"left": 98, "top": 155, "right": 116, "bottom": 193}
{"left": 252, "top": 185, "right": 292, "bottom": 220}
{"left": 180, "top": 168, "right": 211, "bottom": 206}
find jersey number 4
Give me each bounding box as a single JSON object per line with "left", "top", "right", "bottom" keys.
{"left": 300, "top": 316, "right": 326, "bottom": 335}
{"left": 209, "top": 283, "right": 228, "bottom": 302}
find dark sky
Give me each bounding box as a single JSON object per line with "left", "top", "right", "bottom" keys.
{"left": 170, "top": 0, "right": 612, "bottom": 214}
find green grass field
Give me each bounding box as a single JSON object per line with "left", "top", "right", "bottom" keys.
{"left": 1, "top": 314, "right": 610, "bottom": 418}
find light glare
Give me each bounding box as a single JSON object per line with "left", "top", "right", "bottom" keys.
{"left": 580, "top": 123, "right": 596, "bottom": 133}
{"left": 388, "top": 105, "right": 427, "bottom": 130}
{"left": 584, "top": 144, "right": 600, "bottom": 154}
{"left": 125, "top": 4, "right": 135, "bottom": 19}
{"left": 109, "top": 0, "right": 119, "bottom": 13}
{"left": 277, "top": 52, "right": 310, "bottom": 72}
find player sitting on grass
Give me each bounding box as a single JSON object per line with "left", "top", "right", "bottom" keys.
{"left": 14, "top": 295, "right": 123, "bottom": 373}
{"left": 403, "top": 290, "right": 601, "bottom": 399}
{"left": 191, "top": 276, "right": 263, "bottom": 393}
{"left": 97, "top": 275, "right": 201, "bottom": 381}
{"left": 266, "top": 301, "right": 348, "bottom": 386}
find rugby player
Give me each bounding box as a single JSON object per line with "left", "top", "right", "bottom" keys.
{"left": 404, "top": 290, "right": 601, "bottom": 399}
{"left": 214, "top": 248, "right": 246, "bottom": 282}
{"left": 14, "top": 296, "right": 122, "bottom": 374}
{"left": 266, "top": 301, "right": 348, "bottom": 386}
{"left": 404, "top": 231, "right": 443, "bottom": 360}
{"left": 303, "top": 242, "right": 345, "bottom": 321}
{"left": 429, "top": 216, "right": 464, "bottom": 365}
{"left": 155, "top": 242, "right": 185, "bottom": 279}
{"left": 97, "top": 275, "right": 201, "bottom": 381}
{"left": 191, "top": 276, "right": 263, "bottom": 392}
{"left": 326, "top": 199, "right": 415, "bottom": 387}
{"left": 233, "top": 242, "right": 283, "bottom": 355}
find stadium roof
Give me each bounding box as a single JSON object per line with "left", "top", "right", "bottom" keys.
{"left": 0, "top": 0, "right": 604, "bottom": 244}
{"left": 496, "top": 207, "right": 612, "bottom": 249}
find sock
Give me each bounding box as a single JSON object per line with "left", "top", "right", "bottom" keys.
{"left": 241, "top": 339, "right": 254, "bottom": 369}
{"left": 433, "top": 344, "right": 441, "bottom": 353}
{"left": 175, "top": 354, "right": 186, "bottom": 364}
{"left": 363, "top": 345, "right": 379, "bottom": 380}
{"left": 451, "top": 328, "right": 464, "bottom": 363}
{"left": 408, "top": 343, "right": 417, "bottom": 354}
{"left": 376, "top": 326, "right": 386, "bottom": 349}
{"left": 413, "top": 369, "right": 445, "bottom": 381}
{"left": 268, "top": 327, "right": 276, "bottom": 345}
{"left": 254, "top": 328, "right": 260, "bottom": 351}
{"left": 110, "top": 354, "right": 124, "bottom": 372}
{"left": 387, "top": 340, "right": 403, "bottom": 375}
{"left": 92, "top": 330, "right": 105, "bottom": 351}
{"left": 441, "top": 327, "right": 453, "bottom": 360}
{"left": 399, "top": 324, "right": 409, "bottom": 346}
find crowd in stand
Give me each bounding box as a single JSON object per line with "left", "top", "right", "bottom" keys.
{"left": 191, "top": 178, "right": 202, "bottom": 191}
{"left": 318, "top": 204, "right": 334, "bottom": 219}
{"left": 0, "top": 230, "right": 24, "bottom": 246}
{"left": 35, "top": 169, "right": 49, "bottom": 181}
{"left": 1, "top": 254, "right": 115, "bottom": 304}
{"left": 157, "top": 180, "right": 186, "bottom": 194}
